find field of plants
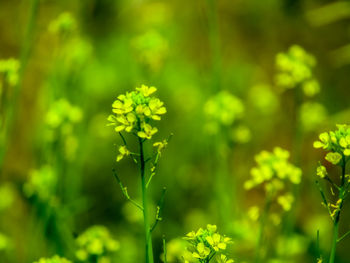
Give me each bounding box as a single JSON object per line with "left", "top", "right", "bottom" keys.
{"left": 1, "top": 0, "right": 350, "bottom": 262}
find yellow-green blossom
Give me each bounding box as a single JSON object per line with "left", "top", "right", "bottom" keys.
{"left": 33, "top": 255, "right": 72, "bottom": 263}
{"left": 216, "top": 254, "right": 234, "bottom": 263}
{"left": 116, "top": 146, "right": 130, "bottom": 162}
{"left": 108, "top": 85, "right": 166, "bottom": 140}
{"left": 275, "top": 45, "right": 318, "bottom": 96}
{"left": 183, "top": 224, "right": 233, "bottom": 263}
{"left": 0, "top": 58, "right": 20, "bottom": 87}
{"left": 313, "top": 125, "right": 350, "bottom": 164}
{"left": 192, "top": 243, "right": 211, "bottom": 259}
{"left": 153, "top": 139, "right": 168, "bottom": 155}
{"left": 245, "top": 147, "right": 301, "bottom": 213}
{"left": 316, "top": 165, "right": 328, "bottom": 179}
{"left": 76, "top": 225, "right": 119, "bottom": 262}
{"left": 49, "top": 12, "right": 77, "bottom": 35}
{"left": 204, "top": 91, "right": 245, "bottom": 135}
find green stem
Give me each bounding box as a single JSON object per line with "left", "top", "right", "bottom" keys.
{"left": 254, "top": 197, "right": 271, "bottom": 263}
{"left": 329, "top": 221, "right": 339, "bottom": 263}
{"left": 329, "top": 160, "right": 346, "bottom": 263}
{"left": 139, "top": 138, "right": 154, "bottom": 263}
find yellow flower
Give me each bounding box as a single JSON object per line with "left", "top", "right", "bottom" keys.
{"left": 217, "top": 254, "right": 234, "bottom": 263}
{"left": 114, "top": 113, "right": 136, "bottom": 132}
{"left": 116, "top": 146, "right": 130, "bottom": 162}
{"left": 206, "top": 233, "right": 227, "bottom": 251}
{"left": 325, "top": 152, "right": 342, "bottom": 165}
{"left": 192, "top": 243, "right": 210, "bottom": 259}
{"left": 137, "top": 123, "right": 158, "bottom": 139}
{"left": 316, "top": 165, "right": 327, "bottom": 179}
{"left": 149, "top": 98, "right": 166, "bottom": 120}
{"left": 136, "top": 84, "right": 157, "bottom": 97}
{"left": 153, "top": 140, "right": 168, "bottom": 154}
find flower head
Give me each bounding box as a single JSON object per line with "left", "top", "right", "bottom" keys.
{"left": 116, "top": 146, "right": 130, "bottom": 162}
{"left": 313, "top": 125, "right": 350, "bottom": 165}
{"left": 75, "top": 225, "right": 119, "bottom": 262}
{"left": 275, "top": 45, "right": 318, "bottom": 96}
{"left": 183, "top": 224, "right": 233, "bottom": 262}
{"left": 245, "top": 147, "right": 301, "bottom": 211}
{"left": 33, "top": 255, "right": 72, "bottom": 263}
{"left": 108, "top": 85, "right": 166, "bottom": 140}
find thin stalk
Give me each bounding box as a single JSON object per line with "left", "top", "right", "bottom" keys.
{"left": 0, "top": 0, "right": 39, "bottom": 167}
{"left": 329, "top": 221, "right": 339, "bottom": 263}
{"left": 139, "top": 138, "right": 154, "bottom": 263}
{"left": 254, "top": 197, "right": 271, "bottom": 263}
{"left": 329, "top": 159, "right": 346, "bottom": 263}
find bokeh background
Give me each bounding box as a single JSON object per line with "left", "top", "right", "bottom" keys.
{"left": 1, "top": 0, "right": 350, "bottom": 262}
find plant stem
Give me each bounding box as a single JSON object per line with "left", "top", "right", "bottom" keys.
{"left": 254, "top": 197, "right": 271, "bottom": 263}
{"left": 329, "top": 159, "right": 346, "bottom": 263}
{"left": 139, "top": 138, "right": 154, "bottom": 263}
{"left": 329, "top": 221, "right": 339, "bottom": 263}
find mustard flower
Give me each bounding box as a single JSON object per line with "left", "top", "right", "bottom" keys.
{"left": 49, "top": 12, "right": 77, "bottom": 35}
{"left": 0, "top": 58, "right": 20, "bottom": 87}
{"left": 108, "top": 85, "right": 166, "bottom": 140}
{"left": 33, "top": 255, "right": 72, "bottom": 263}
{"left": 132, "top": 30, "right": 168, "bottom": 71}
{"left": 245, "top": 147, "right": 301, "bottom": 211}
{"left": 204, "top": 91, "right": 245, "bottom": 135}
{"left": 313, "top": 124, "right": 350, "bottom": 163}
{"left": 183, "top": 224, "right": 233, "bottom": 263}
{"left": 23, "top": 165, "right": 57, "bottom": 203}
{"left": 75, "top": 225, "right": 119, "bottom": 262}
{"left": 216, "top": 254, "right": 234, "bottom": 263}
{"left": 116, "top": 146, "right": 130, "bottom": 162}
{"left": 275, "top": 45, "right": 319, "bottom": 96}
{"left": 153, "top": 139, "right": 168, "bottom": 155}
{"left": 316, "top": 165, "right": 327, "bottom": 179}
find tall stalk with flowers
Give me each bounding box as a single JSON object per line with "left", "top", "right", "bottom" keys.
{"left": 313, "top": 124, "right": 350, "bottom": 263}
{"left": 108, "top": 85, "right": 170, "bottom": 263}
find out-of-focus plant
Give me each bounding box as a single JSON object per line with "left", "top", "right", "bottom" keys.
{"left": 33, "top": 255, "right": 72, "bottom": 263}
{"left": 108, "top": 85, "right": 170, "bottom": 263}
{"left": 313, "top": 124, "right": 350, "bottom": 263}
{"left": 75, "top": 225, "right": 119, "bottom": 263}
{"left": 275, "top": 45, "right": 319, "bottom": 97}
{"left": 248, "top": 84, "right": 279, "bottom": 116}
{"left": 132, "top": 30, "right": 168, "bottom": 72}
{"left": 299, "top": 102, "right": 328, "bottom": 132}
{"left": 203, "top": 90, "right": 249, "bottom": 227}
{"left": 23, "top": 165, "right": 57, "bottom": 205}
{"left": 183, "top": 224, "right": 234, "bottom": 263}
{"left": 245, "top": 147, "right": 302, "bottom": 263}
{"left": 0, "top": 58, "right": 20, "bottom": 163}
{"left": 44, "top": 98, "right": 83, "bottom": 161}
{"left": 204, "top": 90, "right": 247, "bottom": 141}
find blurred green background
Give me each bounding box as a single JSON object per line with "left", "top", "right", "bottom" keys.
{"left": 1, "top": 0, "right": 350, "bottom": 262}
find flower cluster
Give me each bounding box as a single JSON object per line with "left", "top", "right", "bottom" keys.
{"left": 204, "top": 91, "right": 246, "bottom": 137}
{"left": 0, "top": 58, "right": 20, "bottom": 87}
{"left": 313, "top": 124, "right": 350, "bottom": 165}
{"left": 245, "top": 147, "right": 302, "bottom": 211}
{"left": 33, "top": 255, "right": 72, "bottom": 263}
{"left": 299, "top": 102, "right": 327, "bottom": 132}
{"left": 108, "top": 85, "right": 166, "bottom": 140}
{"left": 49, "top": 12, "right": 77, "bottom": 36}
{"left": 275, "top": 45, "right": 319, "bottom": 96}
{"left": 183, "top": 224, "right": 233, "bottom": 263}
{"left": 132, "top": 30, "right": 168, "bottom": 71}
{"left": 75, "top": 225, "right": 119, "bottom": 263}
{"left": 23, "top": 165, "right": 57, "bottom": 203}
{"left": 45, "top": 99, "right": 82, "bottom": 160}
